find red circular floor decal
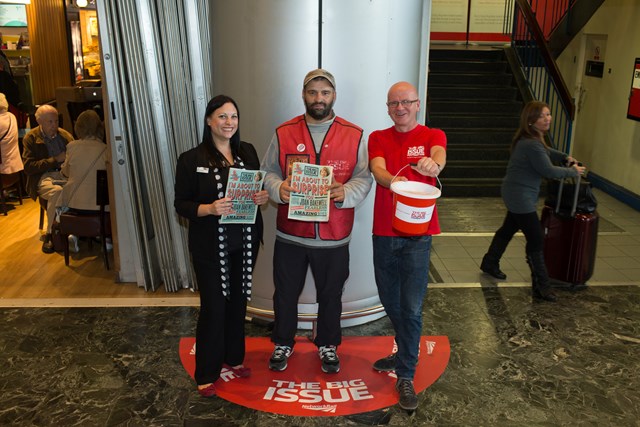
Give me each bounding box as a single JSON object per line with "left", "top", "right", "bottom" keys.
{"left": 179, "top": 335, "right": 450, "bottom": 416}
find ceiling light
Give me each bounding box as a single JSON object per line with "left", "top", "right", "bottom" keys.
{"left": 76, "top": 0, "right": 88, "bottom": 7}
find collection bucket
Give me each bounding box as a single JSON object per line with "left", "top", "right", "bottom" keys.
{"left": 390, "top": 180, "right": 441, "bottom": 235}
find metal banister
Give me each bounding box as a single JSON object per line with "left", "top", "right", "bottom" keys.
{"left": 512, "top": 0, "right": 575, "bottom": 153}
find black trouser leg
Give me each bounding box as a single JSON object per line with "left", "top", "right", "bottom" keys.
{"left": 481, "top": 234, "right": 511, "bottom": 279}
{"left": 481, "top": 213, "right": 517, "bottom": 280}
{"left": 526, "top": 250, "right": 557, "bottom": 302}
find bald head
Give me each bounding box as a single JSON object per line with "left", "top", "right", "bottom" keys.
{"left": 387, "top": 81, "right": 418, "bottom": 99}
{"left": 387, "top": 81, "right": 420, "bottom": 132}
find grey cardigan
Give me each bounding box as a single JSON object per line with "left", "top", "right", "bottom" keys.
{"left": 501, "top": 138, "right": 579, "bottom": 214}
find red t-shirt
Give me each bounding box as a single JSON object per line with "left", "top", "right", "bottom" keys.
{"left": 368, "top": 124, "right": 447, "bottom": 236}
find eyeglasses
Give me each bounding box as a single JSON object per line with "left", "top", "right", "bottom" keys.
{"left": 386, "top": 99, "right": 419, "bottom": 108}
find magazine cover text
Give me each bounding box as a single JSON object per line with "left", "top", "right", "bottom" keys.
{"left": 220, "top": 168, "right": 265, "bottom": 224}
{"left": 288, "top": 162, "right": 332, "bottom": 222}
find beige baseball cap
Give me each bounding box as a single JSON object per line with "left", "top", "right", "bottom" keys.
{"left": 303, "top": 68, "right": 336, "bottom": 89}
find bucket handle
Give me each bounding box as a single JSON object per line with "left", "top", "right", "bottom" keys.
{"left": 391, "top": 163, "right": 442, "bottom": 190}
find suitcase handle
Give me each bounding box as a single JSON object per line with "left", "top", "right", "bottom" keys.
{"left": 555, "top": 174, "right": 581, "bottom": 217}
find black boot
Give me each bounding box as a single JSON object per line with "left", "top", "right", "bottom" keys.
{"left": 42, "top": 233, "right": 54, "bottom": 254}
{"left": 526, "top": 251, "right": 557, "bottom": 302}
{"left": 480, "top": 235, "right": 509, "bottom": 280}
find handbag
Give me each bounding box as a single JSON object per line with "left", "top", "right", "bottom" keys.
{"left": 50, "top": 220, "right": 65, "bottom": 252}
{"left": 544, "top": 177, "right": 597, "bottom": 216}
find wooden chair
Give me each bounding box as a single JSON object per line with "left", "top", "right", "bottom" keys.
{"left": 38, "top": 196, "right": 47, "bottom": 229}
{"left": 0, "top": 171, "right": 24, "bottom": 215}
{"left": 58, "top": 170, "right": 111, "bottom": 269}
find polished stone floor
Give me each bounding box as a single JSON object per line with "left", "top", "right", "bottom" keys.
{"left": 2, "top": 284, "right": 639, "bottom": 426}
{"left": 2, "top": 189, "right": 639, "bottom": 425}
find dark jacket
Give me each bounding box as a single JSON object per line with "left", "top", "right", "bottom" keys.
{"left": 22, "top": 126, "right": 74, "bottom": 200}
{"left": 501, "top": 138, "right": 578, "bottom": 214}
{"left": 174, "top": 141, "right": 263, "bottom": 261}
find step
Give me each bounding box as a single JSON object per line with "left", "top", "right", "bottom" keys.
{"left": 429, "top": 100, "right": 522, "bottom": 115}
{"left": 429, "top": 60, "right": 508, "bottom": 74}
{"left": 441, "top": 161, "right": 507, "bottom": 179}
{"left": 427, "top": 47, "right": 517, "bottom": 199}
{"left": 439, "top": 178, "right": 503, "bottom": 197}
{"left": 429, "top": 86, "right": 519, "bottom": 100}
{"left": 429, "top": 49, "right": 505, "bottom": 62}
{"left": 439, "top": 129, "right": 514, "bottom": 145}
{"left": 446, "top": 144, "right": 511, "bottom": 161}
{"left": 429, "top": 72, "right": 513, "bottom": 87}
{"left": 430, "top": 115, "right": 519, "bottom": 129}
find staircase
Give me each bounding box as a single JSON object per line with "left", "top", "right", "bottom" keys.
{"left": 428, "top": 48, "right": 523, "bottom": 197}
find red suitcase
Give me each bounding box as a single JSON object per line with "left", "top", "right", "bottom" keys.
{"left": 541, "top": 176, "right": 598, "bottom": 287}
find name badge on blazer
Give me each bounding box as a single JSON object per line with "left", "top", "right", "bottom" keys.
{"left": 196, "top": 167, "right": 209, "bottom": 173}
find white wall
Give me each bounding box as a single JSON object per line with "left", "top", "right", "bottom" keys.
{"left": 557, "top": 0, "right": 640, "bottom": 194}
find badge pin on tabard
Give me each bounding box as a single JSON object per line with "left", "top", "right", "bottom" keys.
{"left": 425, "top": 340, "right": 436, "bottom": 355}
{"left": 297, "top": 143, "right": 305, "bottom": 152}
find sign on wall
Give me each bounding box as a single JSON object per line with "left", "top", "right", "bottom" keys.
{"left": 431, "top": 0, "right": 510, "bottom": 43}
{"left": 628, "top": 58, "right": 640, "bottom": 122}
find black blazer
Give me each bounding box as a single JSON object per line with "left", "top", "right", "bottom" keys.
{"left": 174, "top": 141, "right": 264, "bottom": 260}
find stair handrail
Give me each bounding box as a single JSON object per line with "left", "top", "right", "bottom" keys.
{"left": 512, "top": 0, "right": 575, "bottom": 153}
{"left": 527, "top": 0, "right": 577, "bottom": 39}
{"left": 515, "top": 0, "right": 574, "bottom": 119}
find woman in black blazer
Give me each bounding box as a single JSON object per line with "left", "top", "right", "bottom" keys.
{"left": 174, "top": 95, "right": 268, "bottom": 397}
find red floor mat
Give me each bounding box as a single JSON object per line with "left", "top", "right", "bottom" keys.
{"left": 179, "top": 335, "right": 450, "bottom": 416}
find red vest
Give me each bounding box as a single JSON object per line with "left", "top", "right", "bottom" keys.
{"left": 276, "top": 115, "right": 362, "bottom": 240}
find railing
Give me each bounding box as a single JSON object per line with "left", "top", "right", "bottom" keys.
{"left": 527, "top": 0, "right": 577, "bottom": 39}
{"left": 512, "top": 0, "right": 575, "bottom": 153}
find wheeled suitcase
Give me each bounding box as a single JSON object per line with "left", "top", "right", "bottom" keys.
{"left": 541, "top": 176, "right": 598, "bottom": 287}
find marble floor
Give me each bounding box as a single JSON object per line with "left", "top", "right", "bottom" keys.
{"left": 1, "top": 285, "right": 639, "bottom": 426}
{"left": 1, "top": 189, "right": 640, "bottom": 426}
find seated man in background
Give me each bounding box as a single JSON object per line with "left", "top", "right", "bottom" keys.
{"left": 22, "top": 105, "right": 74, "bottom": 253}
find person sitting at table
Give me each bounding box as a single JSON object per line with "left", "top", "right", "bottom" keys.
{"left": 22, "top": 105, "right": 74, "bottom": 253}
{"left": 56, "top": 109, "right": 107, "bottom": 253}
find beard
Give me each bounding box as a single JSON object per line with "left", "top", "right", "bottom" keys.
{"left": 305, "top": 100, "right": 334, "bottom": 121}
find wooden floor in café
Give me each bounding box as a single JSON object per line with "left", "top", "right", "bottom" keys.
{"left": 0, "top": 197, "right": 197, "bottom": 307}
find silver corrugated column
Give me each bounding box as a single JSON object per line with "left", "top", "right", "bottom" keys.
{"left": 211, "top": 0, "right": 432, "bottom": 327}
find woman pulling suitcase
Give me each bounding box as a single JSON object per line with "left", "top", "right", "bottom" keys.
{"left": 481, "top": 101, "right": 586, "bottom": 301}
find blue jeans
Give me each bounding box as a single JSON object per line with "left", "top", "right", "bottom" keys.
{"left": 373, "top": 235, "right": 431, "bottom": 380}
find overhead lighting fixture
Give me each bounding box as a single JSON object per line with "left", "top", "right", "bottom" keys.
{"left": 76, "top": 0, "right": 88, "bottom": 7}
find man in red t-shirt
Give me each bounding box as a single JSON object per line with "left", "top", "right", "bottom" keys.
{"left": 368, "top": 81, "right": 446, "bottom": 411}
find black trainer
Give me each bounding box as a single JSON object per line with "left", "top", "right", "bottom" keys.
{"left": 373, "top": 353, "right": 397, "bottom": 372}
{"left": 319, "top": 345, "right": 340, "bottom": 373}
{"left": 269, "top": 345, "right": 293, "bottom": 371}
{"left": 396, "top": 378, "right": 418, "bottom": 411}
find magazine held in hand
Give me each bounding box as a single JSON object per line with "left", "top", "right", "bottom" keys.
{"left": 288, "top": 162, "right": 333, "bottom": 222}
{"left": 220, "top": 168, "right": 266, "bottom": 224}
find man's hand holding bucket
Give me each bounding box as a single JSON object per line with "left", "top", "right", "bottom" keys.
{"left": 411, "top": 156, "right": 442, "bottom": 177}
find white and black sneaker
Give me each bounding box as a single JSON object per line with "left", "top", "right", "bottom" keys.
{"left": 319, "top": 345, "right": 340, "bottom": 373}
{"left": 68, "top": 235, "right": 80, "bottom": 253}
{"left": 269, "top": 345, "right": 293, "bottom": 371}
